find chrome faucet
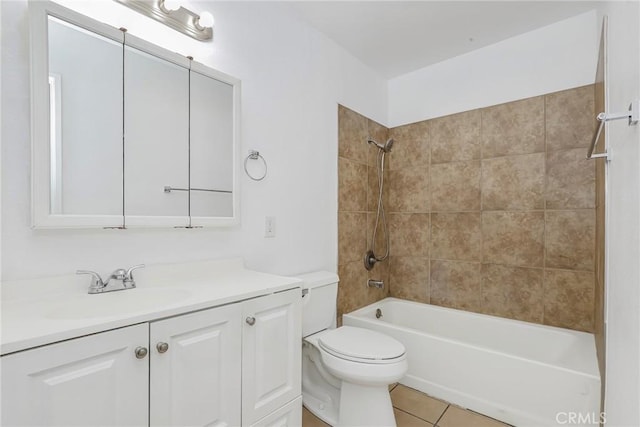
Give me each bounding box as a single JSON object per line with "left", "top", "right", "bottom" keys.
{"left": 367, "top": 279, "right": 384, "bottom": 289}
{"left": 77, "top": 264, "right": 145, "bottom": 294}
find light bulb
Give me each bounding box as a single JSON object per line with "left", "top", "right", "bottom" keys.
{"left": 161, "top": 0, "right": 180, "bottom": 12}
{"left": 198, "top": 11, "right": 214, "bottom": 28}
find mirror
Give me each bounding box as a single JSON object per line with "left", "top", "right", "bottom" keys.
{"left": 189, "top": 67, "right": 235, "bottom": 218}
{"left": 31, "top": 2, "right": 240, "bottom": 228}
{"left": 47, "top": 16, "right": 123, "bottom": 216}
{"left": 124, "top": 45, "right": 190, "bottom": 220}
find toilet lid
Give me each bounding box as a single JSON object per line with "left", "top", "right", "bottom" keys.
{"left": 318, "top": 326, "right": 405, "bottom": 361}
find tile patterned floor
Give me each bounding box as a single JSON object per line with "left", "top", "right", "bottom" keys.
{"left": 302, "top": 384, "right": 511, "bottom": 427}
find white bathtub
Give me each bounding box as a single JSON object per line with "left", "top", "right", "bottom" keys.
{"left": 343, "top": 298, "right": 601, "bottom": 427}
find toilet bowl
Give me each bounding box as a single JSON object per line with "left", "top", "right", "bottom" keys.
{"left": 303, "top": 326, "right": 407, "bottom": 426}
{"left": 298, "top": 272, "right": 408, "bottom": 427}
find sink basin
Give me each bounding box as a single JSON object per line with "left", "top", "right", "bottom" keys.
{"left": 46, "top": 288, "right": 192, "bottom": 320}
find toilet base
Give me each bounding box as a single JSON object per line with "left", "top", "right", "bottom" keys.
{"left": 337, "top": 382, "right": 396, "bottom": 427}
{"left": 303, "top": 395, "right": 338, "bottom": 427}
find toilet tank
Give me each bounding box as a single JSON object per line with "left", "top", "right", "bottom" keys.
{"left": 298, "top": 271, "right": 339, "bottom": 337}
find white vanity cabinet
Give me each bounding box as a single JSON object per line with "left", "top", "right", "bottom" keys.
{"left": 250, "top": 396, "right": 303, "bottom": 427}
{"left": 150, "top": 302, "right": 243, "bottom": 426}
{"left": 1, "top": 288, "right": 302, "bottom": 427}
{"left": 1, "top": 324, "right": 149, "bottom": 426}
{"left": 242, "top": 290, "right": 302, "bottom": 426}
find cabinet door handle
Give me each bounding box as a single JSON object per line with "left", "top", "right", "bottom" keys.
{"left": 156, "top": 342, "right": 169, "bottom": 353}
{"left": 135, "top": 346, "right": 148, "bottom": 359}
{"left": 246, "top": 316, "right": 256, "bottom": 326}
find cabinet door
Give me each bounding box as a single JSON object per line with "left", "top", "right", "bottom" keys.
{"left": 30, "top": 2, "right": 126, "bottom": 228}
{"left": 242, "top": 289, "right": 302, "bottom": 426}
{"left": 250, "top": 396, "right": 302, "bottom": 427}
{"left": 47, "top": 15, "right": 123, "bottom": 218}
{"left": 189, "top": 70, "right": 235, "bottom": 219}
{"left": 124, "top": 44, "right": 190, "bottom": 227}
{"left": 150, "top": 303, "right": 242, "bottom": 426}
{"left": 0, "top": 324, "right": 148, "bottom": 426}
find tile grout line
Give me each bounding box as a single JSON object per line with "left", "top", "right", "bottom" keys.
{"left": 426, "top": 258, "right": 595, "bottom": 274}
{"left": 479, "top": 107, "right": 485, "bottom": 313}
{"left": 433, "top": 404, "right": 450, "bottom": 426}
{"left": 429, "top": 146, "right": 590, "bottom": 165}
{"left": 365, "top": 122, "right": 371, "bottom": 276}
{"left": 427, "top": 122, "right": 432, "bottom": 303}
{"left": 543, "top": 93, "right": 548, "bottom": 326}
{"left": 387, "top": 208, "right": 596, "bottom": 214}
{"left": 391, "top": 406, "right": 437, "bottom": 426}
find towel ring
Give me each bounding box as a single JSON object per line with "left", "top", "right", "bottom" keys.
{"left": 244, "top": 150, "right": 267, "bottom": 181}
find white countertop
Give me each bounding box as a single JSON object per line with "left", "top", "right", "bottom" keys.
{"left": 1, "top": 258, "right": 302, "bottom": 356}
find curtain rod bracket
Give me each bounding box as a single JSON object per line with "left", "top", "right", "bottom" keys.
{"left": 587, "top": 99, "right": 639, "bottom": 160}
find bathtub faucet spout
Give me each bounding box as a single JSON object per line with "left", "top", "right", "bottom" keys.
{"left": 367, "top": 279, "right": 384, "bottom": 289}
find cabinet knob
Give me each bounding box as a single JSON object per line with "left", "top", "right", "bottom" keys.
{"left": 156, "top": 342, "right": 169, "bottom": 353}
{"left": 246, "top": 316, "right": 256, "bottom": 326}
{"left": 134, "top": 346, "right": 148, "bottom": 359}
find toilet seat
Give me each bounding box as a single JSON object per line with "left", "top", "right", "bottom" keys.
{"left": 318, "top": 326, "right": 405, "bottom": 364}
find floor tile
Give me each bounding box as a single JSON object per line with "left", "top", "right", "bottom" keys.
{"left": 395, "top": 408, "right": 434, "bottom": 427}
{"left": 302, "top": 407, "right": 330, "bottom": 427}
{"left": 391, "top": 385, "right": 448, "bottom": 424}
{"left": 389, "top": 382, "right": 399, "bottom": 391}
{"left": 436, "top": 405, "right": 510, "bottom": 427}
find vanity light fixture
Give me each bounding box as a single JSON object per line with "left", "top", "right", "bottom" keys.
{"left": 113, "top": 0, "right": 213, "bottom": 41}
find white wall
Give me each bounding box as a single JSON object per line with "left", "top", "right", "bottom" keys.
{"left": 600, "top": 2, "right": 640, "bottom": 426}
{"left": 388, "top": 10, "right": 600, "bottom": 126}
{"left": 0, "top": 0, "right": 387, "bottom": 280}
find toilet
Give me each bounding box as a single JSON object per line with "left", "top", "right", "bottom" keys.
{"left": 299, "top": 272, "right": 408, "bottom": 427}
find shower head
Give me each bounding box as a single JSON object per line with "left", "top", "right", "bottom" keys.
{"left": 367, "top": 138, "right": 394, "bottom": 153}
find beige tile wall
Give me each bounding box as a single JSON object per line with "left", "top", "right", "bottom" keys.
{"left": 387, "top": 85, "right": 597, "bottom": 332}
{"left": 338, "top": 85, "right": 597, "bottom": 332}
{"left": 337, "top": 106, "right": 389, "bottom": 321}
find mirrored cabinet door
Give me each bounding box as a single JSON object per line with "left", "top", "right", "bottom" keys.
{"left": 189, "top": 70, "right": 235, "bottom": 219}
{"left": 48, "top": 16, "right": 123, "bottom": 217}
{"left": 124, "top": 45, "right": 189, "bottom": 225}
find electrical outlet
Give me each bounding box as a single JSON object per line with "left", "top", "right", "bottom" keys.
{"left": 265, "top": 216, "right": 276, "bottom": 238}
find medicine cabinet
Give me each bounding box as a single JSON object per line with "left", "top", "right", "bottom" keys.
{"left": 30, "top": 1, "right": 240, "bottom": 228}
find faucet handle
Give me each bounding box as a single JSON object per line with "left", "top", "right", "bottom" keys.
{"left": 124, "top": 264, "right": 145, "bottom": 288}
{"left": 126, "top": 264, "right": 145, "bottom": 278}
{"left": 77, "top": 270, "right": 105, "bottom": 293}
